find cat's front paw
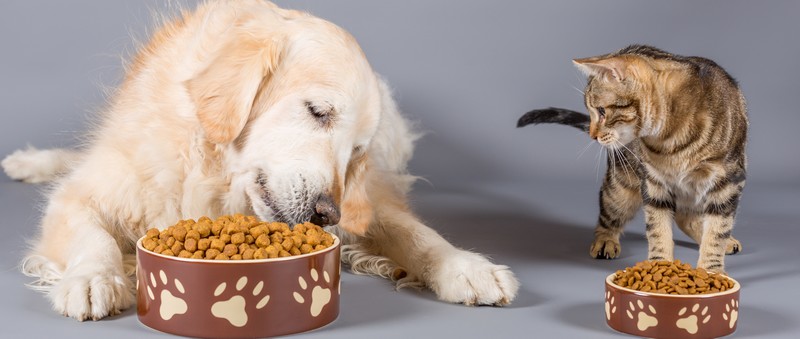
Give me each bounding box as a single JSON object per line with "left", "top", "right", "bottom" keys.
{"left": 590, "top": 236, "right": 621, "bottom": 259}
{"left": 725, "top": 237, "right": 742, "bottom": 255}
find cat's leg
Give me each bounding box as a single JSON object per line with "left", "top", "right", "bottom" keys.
{"left": 590, "top": 170, "right": 642, "bottom": 259}
{"left": 642, "top": 179, "right": 676, "bottom": 262}
{"left": 675, "top": 212, "right": 741, "bottom": 255}
{"left": 695, "top": 182, "right": 745, "bottom": 274}
{"left": 695, "top": 215, "right": 738, "bottom": 274}
{"left": 685, "top": 163, "right": 746, "bottom": 273}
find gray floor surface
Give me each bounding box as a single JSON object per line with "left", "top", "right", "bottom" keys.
{"left": 2, "top": 1, "right": 799, "bottom": 338}
{"left": 1, "top": 177, "right": 798, "bottom": 338}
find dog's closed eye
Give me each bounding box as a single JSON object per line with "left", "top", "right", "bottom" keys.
{"left": 305, "top": 101, "right": 334, "bottom": 126}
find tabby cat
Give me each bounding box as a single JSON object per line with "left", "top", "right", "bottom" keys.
{"left": 518, "top": 45, "right": 748, "bottom": 274}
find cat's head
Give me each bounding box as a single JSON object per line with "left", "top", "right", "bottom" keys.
{"left": 574, "top": 49, "right": 664, "bottom": 149}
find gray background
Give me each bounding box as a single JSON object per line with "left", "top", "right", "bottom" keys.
{"left": 1, "top": 0, "right": 798, "bottom": 338}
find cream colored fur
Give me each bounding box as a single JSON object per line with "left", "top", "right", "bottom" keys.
{"left": 2, "top": 0, "right": 518, "bottom": 321}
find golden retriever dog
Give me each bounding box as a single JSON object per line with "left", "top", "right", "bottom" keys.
{"left": 1, "top": 0, "right": 518, "bottom": 321}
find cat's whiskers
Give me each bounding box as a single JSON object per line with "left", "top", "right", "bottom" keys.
{"left": 594, "top": 144, "right": 605, "bottom": 183}
{"left": 613, "top": 144, "right": 633, "bottom": 181}
{"left": 619, "top": 141, "right": 643, "bottom": 166}
{"left": 576, "top": 139, "right": 595, "bottom": 159}
{"left": 611, "top": 148, "right": 619, "bottom": 179}
{"left": 615, "top": 141, "right": 636, "bottom": 181}
{"left": 570, "top": 71, "right": 586, "bottom": 97}
{"left": 607, "top": 148, "right": 614, "bottom": 177}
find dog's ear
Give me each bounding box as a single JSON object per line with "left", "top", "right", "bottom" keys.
{"left": 338, "top": 151, "right": 372, "bottom": 235}
{"left": 187, "top": 37, "right": 282, "bottom": 144}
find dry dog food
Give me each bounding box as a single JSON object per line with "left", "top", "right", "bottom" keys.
{"left": 612, "top": 260, "right": 735, "bottom": 295}
{"left": 142, "top": 214, "right": 334, "bottom": 260}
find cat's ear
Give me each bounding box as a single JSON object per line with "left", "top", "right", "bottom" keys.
{"left": 573, "top": 56, "right": 630, "bottom": 82}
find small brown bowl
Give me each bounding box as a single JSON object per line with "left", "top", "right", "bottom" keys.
{"left": 136, "top": 235, "right": 340, "bottom": 338}
{"left": 605, "top": 274, "right": 740, "bottom": 339}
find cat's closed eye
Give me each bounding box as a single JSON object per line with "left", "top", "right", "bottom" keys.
{"left": 606, "top": 115, "right": 635, "bottom": 126}
{"left": 597, "top": 107, "right": 606, "bottom": 117}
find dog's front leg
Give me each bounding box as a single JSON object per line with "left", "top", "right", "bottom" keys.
{"left": 22, "top": 190, "right": 135, "bottom": 321}
{"left": 349, "top": 205, "right": 519, "bottom": 306}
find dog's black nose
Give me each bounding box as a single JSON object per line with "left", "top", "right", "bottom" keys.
{"left": 310, "top": 194, "right": 340, "bottom": 226}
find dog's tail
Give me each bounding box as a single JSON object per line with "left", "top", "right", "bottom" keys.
{"left": 2, "top": 147, "right": 79, "bottom": 183}
{"left": 517, "top": 107, "right": 590, "bottom": 132}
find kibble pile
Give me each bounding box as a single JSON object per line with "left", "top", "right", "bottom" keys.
{"left": 612, "top": 260, "right": 735, "bottom": 295}
{"left": 141, "top": 214, "right": 334, "bottom": 260}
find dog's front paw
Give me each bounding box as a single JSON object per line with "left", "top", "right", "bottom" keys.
{"left": 50, "top": 270, "right": 135, "bottom": 321}
{"left": 428, "top": 250, "right": 519, "bottom": 306}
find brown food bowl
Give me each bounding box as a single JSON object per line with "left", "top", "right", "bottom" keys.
{"left": 605, "top": 274, "right": 740, "bottom": 339}
{"left": 136, "top": 234, "right": 341, "bottom": 338}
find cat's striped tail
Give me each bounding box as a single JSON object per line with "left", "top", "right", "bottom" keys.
{"left": 517, "top": 107, "right": 590, "bottom": 132}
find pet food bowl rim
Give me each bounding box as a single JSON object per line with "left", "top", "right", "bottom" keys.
{"left": 136, "top": 233, "right": 340, "bottom": 264}
{"left": 605, "top": 272, "right": 740, "bottom": 298}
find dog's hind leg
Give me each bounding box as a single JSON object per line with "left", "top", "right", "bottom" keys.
{"left": 23, "top": 185, "right": 135, "bottom": 321}
{"left": 2, "top": 147, "right": 80, "bottom": 183}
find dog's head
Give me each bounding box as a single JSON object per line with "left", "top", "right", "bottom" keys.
{"left": 187, "top": 5, "right": 384, "bottom": 235}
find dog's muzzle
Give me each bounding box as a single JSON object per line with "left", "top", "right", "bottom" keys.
{"left": 310, "top": 194, "right": 340, "bottom": 226}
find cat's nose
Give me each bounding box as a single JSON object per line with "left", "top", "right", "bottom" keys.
{"left": 309, "top": 194, "right": 340, "bottom": 226}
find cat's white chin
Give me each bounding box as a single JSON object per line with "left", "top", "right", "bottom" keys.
{"left": 598, "top": 128, "right": 636, "bottom": 149}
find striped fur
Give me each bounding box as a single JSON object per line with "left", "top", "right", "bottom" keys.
{"left": 564, "top": 45, "right": 747, "bottom": 274}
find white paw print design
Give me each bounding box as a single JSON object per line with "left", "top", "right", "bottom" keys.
{"left": 293, "top": 268, "right": 332, "bottom": 317}
{"left": 722, "top": 299, "right": 739, "bottom": 329}
{"left": 676, "top": 303, "right": 710, "bottom": 334}
{"left": 626, "top": 300, "right": 658, "bottom": 331}
{"left": 147, "top": 270, "right": 188, "bottom": 321}
{"left": 604, "top": 291, "right": 616, "bottom": 320}
{"left": 210, "top": 276, "right": 270, "bottom": 327}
